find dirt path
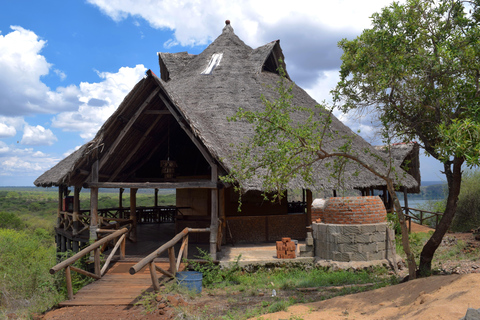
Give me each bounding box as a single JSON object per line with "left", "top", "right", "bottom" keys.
{"left": 258, "top": 273, "right": 480, "bottom": 320}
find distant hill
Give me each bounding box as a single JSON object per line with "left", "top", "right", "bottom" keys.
{"left": 421, "top": 181, "right": 446, "bottom": 187}
{"left": 398, "top": 181, "right": 447, "bottom": 200}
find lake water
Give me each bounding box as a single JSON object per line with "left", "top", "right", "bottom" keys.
{"left": 398, "top": 199, "right": 443, "bottom": 209}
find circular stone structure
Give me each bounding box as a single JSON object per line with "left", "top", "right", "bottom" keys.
{"left": 311, "top": 196, "right": 395, "bottom": 262}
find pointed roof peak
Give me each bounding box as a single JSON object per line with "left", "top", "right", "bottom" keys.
{"left": 222, "top": 19, "right": 234, "bottom": 34}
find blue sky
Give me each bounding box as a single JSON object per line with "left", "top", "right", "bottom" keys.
{"left": 0, "top": 0, "right": 445, "bottom": 186}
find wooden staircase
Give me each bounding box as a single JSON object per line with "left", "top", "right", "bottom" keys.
{"left": 59, "top": 261, "right": 182, "bottom": 306}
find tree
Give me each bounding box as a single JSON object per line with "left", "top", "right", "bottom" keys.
{"left": 224, "top": 67, "right": 418, "bottom": 279}
{"left": 333, "top": 0, "right": 480, "bottom": 275}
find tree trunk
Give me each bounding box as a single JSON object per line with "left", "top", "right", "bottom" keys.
{"left": 419, "top": 157, "right": 464, "bottom": 275}
{"left": 386, "top": 178, "right": 417, "bottom": 280}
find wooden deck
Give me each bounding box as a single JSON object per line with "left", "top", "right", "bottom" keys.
{"left": 59, "top": 261, "right": 183, "bottom": 306}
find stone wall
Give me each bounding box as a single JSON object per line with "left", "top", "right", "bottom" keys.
{"left": 312, "top": 222, "right": 395, "bottom": 262}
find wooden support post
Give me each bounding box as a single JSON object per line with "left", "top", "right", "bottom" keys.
{"left": 57, "top": 186, "right": 63, "bottom": 228}
{"left": 218, "top": 188, "right": 226, "bottom": 247}
{"left": 90, "top": 187, "right": 99, "bottom": 243}
{"left": 306, "top": 189, "right": 312, "bottom": 225}
{"left": 66, "top": 239, "right": 72, "bottom": 251}
{"left": 60, "top": 235, "right": 66, "bottom": 252}
{"left": 382, "top": 186, "right": 387, "bottom": 203}
{"left": 65, "top": 266, "right": 73, "bottom": 300}
{"left": 94, "top": 247, "right": 101, "bottom": 277}
{"left": 184, "top": 235, "right": 189, "bottom": 262}
{"left": 155, "top": 188, "right": 159, "bottom": 207}
{"left": 130, "top": 188, "right": 138, "bottom": 242}
{"left": 72, "top": 186, "right": 81, "bottom": 235}
{"left": 120, "top": 235, "right": 126, "bottom": 259}
{"left": 73, "top": 241, "right": 79, "bottom": 252}
{"left": 150, "top": 261, "right": 160, "bottom": 291}
{"left": 119, "top": 187, "right": 124, "bottom": 210}
{"left": 209, "top": 165, "right": 219, "bottom": 260}
{"left": 168, "top": 247, "right": 176, "bottom": 275}
{"left": 403, "top": 187, "right": 410, "bottom": 232}
{"left": 90, "top": 160, "right": 99, "bottom": 244}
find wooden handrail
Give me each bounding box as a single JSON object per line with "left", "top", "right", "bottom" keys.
{"left": 50, "top": 227, "right": 129, "bottom": 300}
{"left": 402, "top": 206, "right": 443, "bottom": 231}
{"left": 130, "top": 227, "right": 210, "bottom": 291}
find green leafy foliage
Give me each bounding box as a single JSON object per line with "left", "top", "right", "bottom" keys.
{"left": 451, "top": 170, "right": 480, "bottom": 231}
{"left": 0, "top": 229, "right": 63, "bottom": 317}
{"left": 334, "top": 0, "right": 480, "bottom": 275}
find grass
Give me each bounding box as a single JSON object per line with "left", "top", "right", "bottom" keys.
{"left": 146, "top": 249, "right": 397, "bottom": 319}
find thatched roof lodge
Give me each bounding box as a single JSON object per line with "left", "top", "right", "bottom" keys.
{"left": 35, "top": 21, "right": 418, "bottom": 258}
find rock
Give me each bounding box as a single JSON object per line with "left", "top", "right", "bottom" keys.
{"left": 167, "top": 295, "right": 179, "bottom": 307}
{"left": 460, "top": 308, "right": 480, "bottom": 320}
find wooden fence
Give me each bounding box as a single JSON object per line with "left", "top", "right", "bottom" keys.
{"left": 50, "top": 227, "right": 129, "bottom": 300}
{"left": 403, "top": 207, "right": 443, "bottom": 232}
{"left": 129, "top": 227, "right": 210, "bottom": 291}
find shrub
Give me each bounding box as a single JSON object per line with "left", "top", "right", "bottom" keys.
{"left": 451, "top": 170, "right": 480, "bottom": 232}
{"left": 0, "top": 211, "right": 24, "bottom": 230}
{"left": 0, "top": 228, "right": 62, "bottom": 317}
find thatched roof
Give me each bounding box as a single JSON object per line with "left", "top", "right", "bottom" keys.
{"left": 35, "top": 22, "right": 419, "bottom": 192}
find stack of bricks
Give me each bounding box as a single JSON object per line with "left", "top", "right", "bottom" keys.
{"left": 276, "top": 237, "right": 296, "bottom": 259}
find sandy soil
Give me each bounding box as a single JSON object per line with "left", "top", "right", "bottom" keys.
{"left": 257, "top": 273, "right": 480, "bottom": 320}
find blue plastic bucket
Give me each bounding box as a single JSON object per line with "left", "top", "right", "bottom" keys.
{"left": 176, "top": 271, "right": 203, "bottom": 293}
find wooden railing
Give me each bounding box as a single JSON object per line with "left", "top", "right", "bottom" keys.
{"left": 58, "top": 210, "right": 132, "bottom": 236}
{"left": 403, "top": 207, "right": 443, "bottom": 231}
{"left": 129, "top": 227, "right": 210, "bottom": 291}
{"left": 50, "top": 227, "right": 129, "bottom": 300}
{"left": 57, "top": 206, "right": 176, "bottom": 235}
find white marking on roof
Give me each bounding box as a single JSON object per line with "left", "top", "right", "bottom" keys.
{"left": 201, "top": 53, "right": 223, "bottom": 75}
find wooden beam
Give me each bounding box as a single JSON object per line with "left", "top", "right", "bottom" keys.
{"left": 87, "top": 181, "right": 218, "bottom": 189}
{"left": 210, "top": 164, "right": 218, "bottom": 260}
{"left": 157, "top": 92, "right": 215, "bottom": 166}
{"left": 90, "top": 187, "right": 99, "bottom": 242}
{"left": 98, "top": 88, "right": 160, "bottom": 171}
{"left": 130, "top": 188, "right": 138, "bottom": 242}
{"left": 57, "top": 186, "right": 63, "bottom": 228}
{"left": 73, "top": 186, "right": 81, "bottom": 236}
{"left": 90, "top": 161, "right": 99, "bottom": 243}
{"left": 306, "top": 189, "right": 312, "bottom": 225}
{"left": 144, "top": 110, "right": 171, "bottom": 115}
{"left": 108, "top": 113, "right": 164, "bottom": 182}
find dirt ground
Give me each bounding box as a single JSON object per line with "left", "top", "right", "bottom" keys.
{"left": 38, "top": 229, "right": 480, "bottom": 320}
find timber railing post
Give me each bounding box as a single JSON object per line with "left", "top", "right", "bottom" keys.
{"left": 150, "top": 261, "right": 160, "bottom": 291}
{"left": 65, "top": 266, "right": 73, "bottom": 300}
{"left": 168, "top": 247, "right": 177, "bottom": 275}
{"left": 130, "top": 228, "right": 209, "bottom": 291}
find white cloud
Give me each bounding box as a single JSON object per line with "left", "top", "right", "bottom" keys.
{"left": 54, "top": 69, "right": 67, "bottom": 81}
{"left": 0, "top": 26, "right": 80, "bottom": 117}
{"left": 0, "top": 123, "right": 16, "bottom": 138}
{"left": 86, "top": 0, "right": 403, "bottom": 90}
{"left": 0, "top": 141, "right": 10, "bottom": 154}
{"left": 0, "top": 145, "right": 60, "bottom": 179}
{"left": 20, "top": 124, "right": 58, "bottom": 146}
{"left": 87, "top": 0, "right": 397, "bottom": 48}
{"left": 52, "top": 65, "right": 147, "bottom": 139}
